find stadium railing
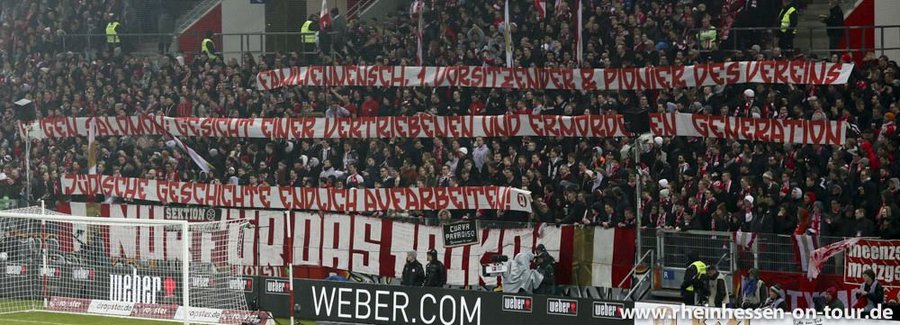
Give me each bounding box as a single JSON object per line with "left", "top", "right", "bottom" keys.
{"left": 690, "top": 25, "right": 900, "bottom": 57}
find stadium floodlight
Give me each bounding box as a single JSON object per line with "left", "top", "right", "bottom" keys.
{"left": 0, "top": 207, "right": 255, "bottom": 324}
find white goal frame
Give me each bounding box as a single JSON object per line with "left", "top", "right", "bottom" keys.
{"left": 0, "top": 210, "right": 193, "bottom": 325}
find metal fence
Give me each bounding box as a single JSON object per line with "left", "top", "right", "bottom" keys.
{"left": 692, "top": 25, "right": 900, "bottom": 57}
{"left": 42, "top": 24, "right": 900, "bottom": 62}
{"left": 640, "top": 229, "right": 859, "bottom": 291}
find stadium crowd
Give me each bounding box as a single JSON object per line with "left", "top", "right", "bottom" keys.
{"left": 0, "top": 0, "right": 898, "bottom": 240}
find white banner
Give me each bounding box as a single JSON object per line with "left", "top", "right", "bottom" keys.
{"left": 22, "top": 113, "right": 847, "bottom": 144}
{"left": 254, "top": 61, "right": 854, "bottom": 91}
{"left": 60, "top": 174, "right": 532, "bottom": 212}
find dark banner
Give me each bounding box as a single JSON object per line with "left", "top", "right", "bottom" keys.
{"left": 255, "top": 279, "right": 633, "bottom": 325}
{"left": 443, "top": 220, "right": 479, "bottom": 247}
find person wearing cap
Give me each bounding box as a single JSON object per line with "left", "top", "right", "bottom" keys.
{"left": 700, "top": 265, "right": 730, "bottom": 307}
{"left": 735, "top": 268, "right": 767, "bottom": 309}
{"left": 534, "top": 244, "right": 557, "bottom": 295}
{"left": 762, "top": 285, "right": 787, "bottom": 310}
{"left": 817, "top": 286, "right": 844, "bottom": 312}
{"left": 559, "top": 186, "right": 587, "bottom": 224}
{"left": 401, "top": 251, "right": 425, "bottom": 286}
{"left": 680, "top": 251, "right": 706, "bottom": 305}
{"left": 734, "top": 89, "right": 757, "bottom": 117}
{"left": 819, "top": 0, "right": 844, "bottom": 50}
{"left": 423, "top": 249, "right": 446, "bottom": 287}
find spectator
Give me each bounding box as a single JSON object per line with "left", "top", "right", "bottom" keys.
{"left": 820, "top": 0, "right": 844, "bottom": 50}
{"left": 423, "top": 249, "right": 446, "bottom": 287}
{"left": 735, "top": 268, "right": 767, "bottom": 309}
{"left": 762, "top": 285, "right": 787, "bottom": 310}
{"left": 401, "top": 251, "right": 425, "bottom": 286}
{"left": 855, "top": 269, "right": 884, "bottom": 314}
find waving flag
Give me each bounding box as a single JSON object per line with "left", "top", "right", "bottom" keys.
{"left": 534, "top": 0, "right": 546, "bottom": 20}
{"left": 504, "top": 0, "right": 513, "bottom": 67}
{"left": 793, "top": 234, "right": 817, "bottom": 272}
{"left": 410, "top": 0, "right": 425, "bottom": 65}
{"left": 807, "top": 237, "right": 862, "bottom": 280}
{"left": 575, "top": 0, "right": 583, "bottom": 65}
{"left": 319, "top": 0, "right": 332, "bottom": 29}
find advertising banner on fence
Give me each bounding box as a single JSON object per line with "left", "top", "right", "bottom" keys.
{"left": 633, "top": 301, "right": 896, "bottom": 325}
{"left": 254, "top": 61, "right": 854, "bottom": 91}
{"left": 59, "top": 202, "right": 635, "bottom": 288}
{"left": 845, "top": 239, "right": 900, "bottom": 288}
{"left": 46, "top": 297, "right": 270, "bottom": 324}
{"left": 59, "top": 174, "right": 532, "bottom": 212}
{"left": 736, "top": 270, "right": 900, "bottom": 310}
{"left": 281, "top": 278, "right": 633, "bottom": 324}
{"left": 21, "top": 113, "right": 847, "bottom": 145}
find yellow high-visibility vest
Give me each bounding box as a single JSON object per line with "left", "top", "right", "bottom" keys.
{"left": 685, "top": 260, "right": 707, "bottom": 292}
{"left": 300, "top": 20, "right": 318, "bottom": 44}
{"left": 201, "top": 38, "right": 216, "bottom": 59}
{"left": 780, "top": 6, "right": 798, "bottom": 33}
{"left": 106, "top": 22, "right": 120, "bottom": 44}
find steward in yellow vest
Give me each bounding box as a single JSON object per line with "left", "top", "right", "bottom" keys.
{"left": 105, "top": 13, "right": 121, "bottom": 52}
{"left": 201, "top": 31, "right": 219, "bottom": 60}
{"left": 777, "top": 0, "right": 799, "bottom": 50}
{"left": 680, "top": 251, "right": 706, "bottom": 306}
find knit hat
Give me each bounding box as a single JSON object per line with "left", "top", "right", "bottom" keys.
{"left": 658, "top": 179, "right": 670, "bottom": 189}
{"left": 744, "top": 89, "right": 755, "bottom": 98}
{"left": 744, "top": 195, "right": 754, "bottom": 205}
{"left": 791, "top": 187, "right": 803, "bottom": 199}
{"left": 770, "top": 285, "right": 785, "bottom": 298}
{"left": 763, "top": 171, "right": 774, "bottom": 180}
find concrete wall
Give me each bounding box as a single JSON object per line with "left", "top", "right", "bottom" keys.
{"left": 221, "top": 0, "right": 267, "bottom": 62}
{"left": 874, "top": 0, "right": 900, "bottom": 60}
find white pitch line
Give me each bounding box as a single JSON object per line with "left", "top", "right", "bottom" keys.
{"left": 0, "top": 319, "right": 69, "bottom": 325}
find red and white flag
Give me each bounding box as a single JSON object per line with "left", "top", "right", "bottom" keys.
{"left": 555, "top": 0, "right": 564, "bottom": 12}
{"left": 793, "top": 234, "right": 817, "bottom": 272}
{"left": 534, "top": 0, "right": 546, "bottom": 20}
{"left": 733, "top": 230, "right": 756, "bottom": 250}
{"left": 87, "top": 117, "right": 98, "bottom": 175}
{"left": 504, "top": 0, "right": 513, "bottom": 67}
{"left": 575, "top": 0, "right": 583, "bottom": 65}
{"left": 410, "top": 0, "right": 425, "bottom": 65}
{"left": 807, "top": 237, "right": 862, "bottom": 280}
{"left": 319, "top": 0, "right": 332, "bottom": 29}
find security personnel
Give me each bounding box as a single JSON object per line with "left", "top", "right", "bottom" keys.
{"left": 423, "top": 249, "right": 446, "bottom": 287}
{"left": 680, "top": 251, "right": 706, "bottom": 305}
{"left": 201, "top": 31, "right": 219, "bottom": 61}
{"left": 300, "top": 14, "right": 319, "bottom": 52}
{"left": 777, "top": 0, "right": 799, "bottom": 50}
{"left": 105, "top": 13, "right": 121, "bottom": 52}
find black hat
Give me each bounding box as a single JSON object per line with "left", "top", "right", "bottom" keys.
{"left": 427, "top": 249, "right": 438, "bottom": 258}
{"left": 535, "top": 244, "right": 546, "bottom": 253}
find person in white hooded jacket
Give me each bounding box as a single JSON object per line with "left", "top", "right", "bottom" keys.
{"left": 501, "top": 252, "right": 543, "bottom": 294}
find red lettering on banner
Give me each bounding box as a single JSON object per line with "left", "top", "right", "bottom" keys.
{"left": 725, "top": 62, "right": 740, "bottom": 83}
{"left": 806, "top": 62, "right": 823, "bottom": 84}
{"left": 824, "top": 63, "right": 843, "bottom": 84}
{"left": 806, "top": 120, "right": 826, "bottom": 145}
{"left": 604, "top": 69, "right": 618, "bottom": 90}
{"left": 671, "top": 66, "right": 686, "bottom": 88}
{"left": 650, "top": 113, "right": 676, "bottom": 136}
{"left": 760, "top": 61, "right": 774, "bottom": 83}
{"left": 710, "top": 63, "right": 725, "bottom": 84}
{"left": 789, "top": 60, "right": 804, "bottom": 84}
{"left": 745, "top": 61, "right": 759, "bottom": 81}
{"left": 691, "top": 115, "right": 710, "bottom": 138}
{"left": 621, "top": 68, "right": 636, "bottom": 90}
{"left": 693, "top": 64, "right": 709, "bottom": 86}
{"left": 739, "top": 117, "right": 753, "bottom": 140}
{"left": 636, "top": 67, "right": 653, "bottom": 90}
{"left": 579, "top": 69, "right": 596, "bottom": 90}
{"left": 774, "top": 61, "right": 789, "bottom": 84}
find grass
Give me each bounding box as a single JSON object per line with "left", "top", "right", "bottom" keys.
{"left": 0, "top": 312, "right": 315, "bottom": 325}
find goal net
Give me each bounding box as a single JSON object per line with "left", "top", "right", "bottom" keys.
{"left": 0, "top": 206, "right": 258, "bottom": 324}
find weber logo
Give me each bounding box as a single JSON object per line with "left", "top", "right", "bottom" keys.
{"left": 108, "top": 269, "right": 162, "bottom": 304}
{"left": 547, "top": 298, "right": 578, "bottom": 316}
{"left": 164, "top": 207, "right": 219, "bottom": 221}
{"left": 265, "top": 279, "right": 290, "bottom": 295}
{"left": 592, "top": 302, "right": 624, "bottom": 319}
{"left": 40, "top": 266, "right": 59, "bottom": 277}
{"left": 191, "top": 276, "right": 213, "bottom": 288}
{"left": 73, "top": 267, "right": 95, "bottom": 281}
{"left": 229, "top": 277, "right": 254, "bottom": 293}
{"left": 502, "top": 295, "right": 532, "bottom": 313}
{"left": 5, "top": 264, "right": 27, "bottom": 275}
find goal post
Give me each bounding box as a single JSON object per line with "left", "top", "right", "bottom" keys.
{"left": 0, "top": 209, "right": 256, "bottom": 324}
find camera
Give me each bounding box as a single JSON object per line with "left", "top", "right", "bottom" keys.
{"left": 491, "top": 255, "right": 509, "bottom": 262}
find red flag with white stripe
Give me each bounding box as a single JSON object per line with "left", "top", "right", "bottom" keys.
{"left": 793, "top": 234, "right": 817, "bottom": 272}
{"left": 410, "top": 0, "right": 425, "bottom": 65}
{"left": 807, "top": 237, "right": 862, "bottom": 280}
{"left": 733, "top": 230, "right": 756, "bottom": 250}
{"left": 575, "top": 0, "right": 583, "bottom": 65}
{"left": 534, "top": 0, "right": 546, "bottom": 20}
{"left": 319, "top": 0, "right": 332, "bottom": 29}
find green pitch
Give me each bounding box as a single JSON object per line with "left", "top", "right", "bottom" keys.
{"left": 0, "top": 312, "right": 314, "bottom": 325}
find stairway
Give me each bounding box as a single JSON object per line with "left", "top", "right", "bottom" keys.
{"left": 794, "top": 1, "right": 830, "bottom": 55}
{"left": 794, "top": 0, "right": 856, "bottom": 56}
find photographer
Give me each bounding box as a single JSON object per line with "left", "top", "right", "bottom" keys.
{"left": 534, "top": 244, "right": 557, "bottom": 295}
{"left": 401, "top": 251, "right": 425, "bottom": 286}
{"left": 502, "top": 252, "right": 543, "bottom": 294}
